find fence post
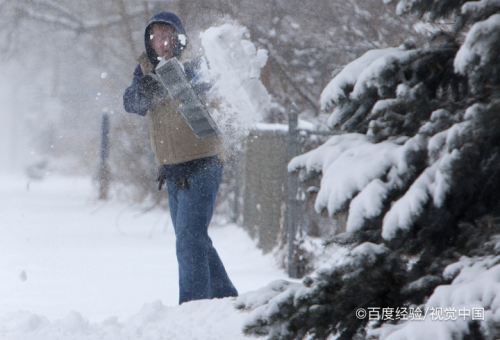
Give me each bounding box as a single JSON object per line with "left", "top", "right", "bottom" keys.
{"left": 286, "top": 105, "right": 301, "bottom": 278}
{"left": 98, "top": 112, "right": 110, "bottom": 200}
{"left": 232, "top": 158, "right": 241, "bottom": 223}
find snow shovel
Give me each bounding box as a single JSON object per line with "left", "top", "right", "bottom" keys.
{"left": 155, "top": 57, "right": 221, "bottom": 139}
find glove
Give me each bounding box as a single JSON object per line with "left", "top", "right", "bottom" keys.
{"left": 157, "top": 172, "right": 166, "bottom": 191}
{"left": 138, "top": 73, "right": 167, "bottom": 103}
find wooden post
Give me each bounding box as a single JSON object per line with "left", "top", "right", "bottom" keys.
{"left": 286, "top": 105, "right": 300, "bottom": 278}
{"left": 232, "top": 157, "right": 241, "bottom": 223}
{"left": 98, "top": 112, "right": 110, "bottom": 200}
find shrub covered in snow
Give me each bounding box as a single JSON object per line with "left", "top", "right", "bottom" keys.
{"left": 241, "top": 1, "right": 500, "bottom": 339}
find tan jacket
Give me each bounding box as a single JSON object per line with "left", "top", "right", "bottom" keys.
{"left": 138, "top": 54, "right": 223, "bottom": 165}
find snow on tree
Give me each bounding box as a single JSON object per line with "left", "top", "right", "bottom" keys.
{"left": 239, "top": 1, "right": 500, "bottom": 339}
{"left": 246, "top": 0, "right": 418, "bottom": 120}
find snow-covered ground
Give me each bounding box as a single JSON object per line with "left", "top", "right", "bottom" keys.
{"left": 0, "top": 174, "right": 287, "bottom": 339}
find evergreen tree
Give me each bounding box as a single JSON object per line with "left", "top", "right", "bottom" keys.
{"left": 239, "top": 1, "right": 500, "bottom": 339}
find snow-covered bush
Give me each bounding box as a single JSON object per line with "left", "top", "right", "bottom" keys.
{"left": 241, "top": 1, "right": 500, "bottom": 339}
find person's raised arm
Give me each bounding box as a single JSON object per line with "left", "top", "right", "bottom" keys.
{"left": 123, "top": 65, "right": 151, "bottom": 116}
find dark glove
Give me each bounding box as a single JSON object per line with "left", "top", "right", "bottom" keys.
{"left": 157, "top": 170, "right": 167, "bottom": 191}
{"left": 138, "top": 74, "right": 167, "bottom": 102}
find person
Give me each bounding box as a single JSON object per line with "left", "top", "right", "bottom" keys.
{"left": 123, "top": 11, "right": 238, "bottom": 304}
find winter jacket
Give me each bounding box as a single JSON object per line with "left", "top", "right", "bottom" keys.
{"left": 122, "top": 11, "right": 223, "bottom": 165}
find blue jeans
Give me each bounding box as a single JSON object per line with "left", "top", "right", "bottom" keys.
{"left": 162, "top": 156, "right": 238, "bottom": 304}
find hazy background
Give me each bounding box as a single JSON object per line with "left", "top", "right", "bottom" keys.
{"left": 0, "top": 0, "right": 417, "bottom": 202}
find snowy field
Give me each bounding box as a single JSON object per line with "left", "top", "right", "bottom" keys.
{"left": 0, "top": 175, "right": 287, "bottom": 339}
